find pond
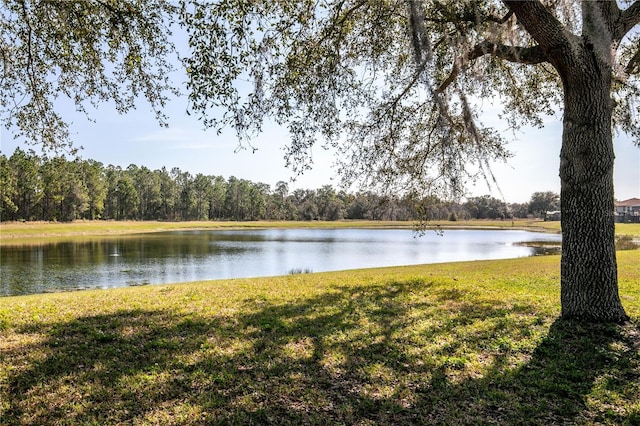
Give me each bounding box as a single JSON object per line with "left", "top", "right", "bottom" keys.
{"left": 0, "top": 228, "right": 561, "bottom": 296}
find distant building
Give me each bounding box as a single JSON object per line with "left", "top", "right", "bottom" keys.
{"left": 615, "top": 198, "right": 640, "bottom": 223}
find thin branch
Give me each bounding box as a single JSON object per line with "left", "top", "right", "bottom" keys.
{"left": 386, "top": 58, "right": 429, "bottom": 115}
{"left": 20, "top": 0, "right": 39, "bottom": 99}
{"left": 626, "top": 47, "right": 640, "bottom": 75}
{"left": 436, "top": 42, "right": 547, "bottom": 93}
{"left": 429, "top": 2, "right": 513, "bottom": 25}
{"left": 320, "top": 0, "right": 368, "bottom": 45}
{"left": 496, "top": 10, "right": 514, "bottom": 24}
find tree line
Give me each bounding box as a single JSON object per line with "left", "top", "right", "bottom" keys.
{"left": 0, "top": 148, "right": 560, "bottom": 223}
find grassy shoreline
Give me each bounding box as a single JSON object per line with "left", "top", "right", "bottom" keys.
{"left": 1, "top": 251, "right": 639, "bottom": 424}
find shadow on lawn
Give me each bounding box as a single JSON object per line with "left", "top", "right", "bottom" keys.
{"left": 4, "top": 280, "right": 639, "bottom": 425}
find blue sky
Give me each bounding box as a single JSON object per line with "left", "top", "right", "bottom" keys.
{"left": 1, "top": 90, "right": 638, "bottom": 204}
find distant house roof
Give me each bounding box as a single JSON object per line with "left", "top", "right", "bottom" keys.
{"left": 615, "top": 198, "right": 640, "bottom": 207}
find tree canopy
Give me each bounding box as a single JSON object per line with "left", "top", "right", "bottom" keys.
{"left": 2, "top": 1, "right": 638, "bottom": 193}
{"left": 0, "top": 0, "right": 177, "bottom": 151}
{"left": 179, "top": 0, "right": 639, "bottom": 196}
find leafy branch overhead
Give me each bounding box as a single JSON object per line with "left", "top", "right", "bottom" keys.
{"left": 180, "top": 0, "right": 639, "bottom": 198}
{"left": 0, "top": 0, "right": 179, "bottom": 152}
{"left": 2, "top": 1, "right": 638, "bottom": 196}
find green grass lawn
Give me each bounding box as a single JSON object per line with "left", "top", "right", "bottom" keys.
{"left": 1, "top": 251, "right": 639, "bottom": 425}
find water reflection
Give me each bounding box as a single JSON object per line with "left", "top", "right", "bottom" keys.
{"left": 1, "top": 229, "right": 561, "bottom": 296}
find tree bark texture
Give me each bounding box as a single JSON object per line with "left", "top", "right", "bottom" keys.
{"left": 558, "top": 45, "right": 629, "bottom": 323}
{"left": 504, "top": 0, "right": 633, "bottom": 324}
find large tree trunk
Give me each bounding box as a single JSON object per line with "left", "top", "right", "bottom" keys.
{"left": 558, "top": 49, "right": 629, "bottom": 323}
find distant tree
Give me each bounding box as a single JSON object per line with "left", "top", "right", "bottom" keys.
{"left": 156, "top": 167, "right": 179, "bottom": 220}
{"left": 208, "top": 176, "right": 227, "bottom": 219}
{"left": 114, "top": 174, "right": 139, "bottom": 220}
{"left": 316, "top": 185, "right": 344, "bottom": 221}
{"left": 299, "top": 200, "right": 319, "bottom": 221}
{"left": 247, "top": 182, "right": 269, "bottom": 220}
{"left": 413, "top": 195, "right": 455, "bottom": 221}
{"left": 464, "top": 195, "right": 509, "bottom": 220}
{"left": 346, "top": 192, "right": 374, "bottom": 220}
{"left": 102, "top": 165, "right": 139, "bottom": 220}
{"left": 172, "top": 168, "right": 194, "bottom": 220}
{"left": 508, "top": 202, "right": 531, "bottom": 219}
{"left": 192, "top": 173, "right": 213, "bottom": 220}
{"left": 103, "top": 166, "right": 122, "bottom": 220}
{"left": 293, "top": 190, "right": 318, "bottom": 221}
{"left": 130, "top": 165, "right": 163, "bottom": 220}
{"left": 529, "top": 191, "right": 560, "bottom": 218}
{"left": 0, "top": 154, "right": 18, "bottom": 220}
{"left": 8, "top": 148, "right": 42, "bottom": 220}
{"left": 39, "top": 157, "right": 90, "bottom": 221}
{"left": 39, "top": 156, "right": 64, "bottom": 221}
{"left": 78, "top": 159, "right": 107, "bottom": 220}
{"left": 64, "top": 159, "right": 91, "bottom": 221}
{"left": 268, "top": 181, "right": 291, "bottom": 220}
{"left": 225, "top": 176, "right": 253, "bottom": 221}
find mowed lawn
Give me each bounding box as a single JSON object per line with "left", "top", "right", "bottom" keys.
{"left": 1, "top": 248, "right": 639, "bottom": 425}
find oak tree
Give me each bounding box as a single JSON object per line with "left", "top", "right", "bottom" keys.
{"left": 2, "top": 0, "right": 639, "bottom": 322}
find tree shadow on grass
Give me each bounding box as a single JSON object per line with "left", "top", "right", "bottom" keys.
{"left": 3, "top": 279, "right": 639, "bottom": 425}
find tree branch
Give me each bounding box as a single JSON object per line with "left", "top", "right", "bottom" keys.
{"left": 589, "top": 0, "right": 621, "bottom": 38}
{"left": 626, "top": 47, "right": 640, "bottom": 75}
{"left": 502, "top": 0, "right": 572, "bottom": 52}
{"left": 427, "top": 2, "right": 513, "bottom": 25}
{"left": 617, "top": 0, "right": 640, "bottom": 40}
{"left": 436, "top": 42, "right": 547, "bottom": 93}
{"left": 317, "top": 0, "right": 368, "bottom": 49}
{"left": 408, "top": 0, "right": 430, "bottom": 64}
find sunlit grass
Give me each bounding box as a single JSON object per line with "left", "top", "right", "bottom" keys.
{"left": 1, "top": 251, "right": 639, "bottom": 424}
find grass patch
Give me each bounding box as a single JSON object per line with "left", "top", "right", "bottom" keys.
{"left": 617, "top": 234, "right": 640, "bottom": 251}
{"left": 1, "top": 251, "right": 639, "bottom": 424}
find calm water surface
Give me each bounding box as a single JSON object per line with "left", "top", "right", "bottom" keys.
{"left": 1, "top": 228, "right": 561, "bottom": 296}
